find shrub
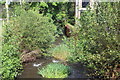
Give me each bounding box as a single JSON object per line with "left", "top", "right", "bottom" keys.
{"left": 38, "top": 63, "right": 70, "bottom": 78}
{"left": 0, "top": 25, "right": 22, "bottom": 79}
{"left": 50, "top": 43, "right": 71, "bottom": 61}
{"left": 8, "top": 7, "right": 56, "bottom": 52}
{"left": 0, "top": 5, "right": 57, "bottom": 79}
{"left": 79, "top": 3, "right": 120, "bottom": 78}
{"left": 1, "top": 43, "right": 22, "bottom": 79}
{"left": 65, "top": 2, "right": 120, "bottom": 78}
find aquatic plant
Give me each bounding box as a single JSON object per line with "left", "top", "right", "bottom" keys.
{"left": 38, "top": 63, "right": 70, "bottom": 78}
{"left": 50, "top": 44, "right": 71, "bottom": 61}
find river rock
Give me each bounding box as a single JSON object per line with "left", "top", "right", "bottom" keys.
{"left": 20, "top": 49, "right": 41, "bottom": 63}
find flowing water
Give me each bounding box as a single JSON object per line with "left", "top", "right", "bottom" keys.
{"left": 16, "top": 36, "right": 88, "bottom": 79}
{"left": 16, "top": 57, "right": 53, "bottom": 78}
{"left": 16, "top": 57, "right": 87, "bottom": 79}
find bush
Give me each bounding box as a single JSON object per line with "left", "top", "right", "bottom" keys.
{"left": 79, "top": 3, "right": 120, "bottom": 78}
{"left": 0, "top": 25, "right": 22, "bottom": 79}
{"left": 50, "top": 43, "right": 71, "bottom": 61}
{"left": 8, "top": 7, "right": 56, "bottom": 52}
{"left": 0, "top": 5, "right": 57, "bottom": 79}
{"left": 65, "top": 2, "right": 120, "bottom": 78}
{"left": 1, "top": 43, "right": 22, "bottom": 79}
{"left": 38, "top": 63, "right": 70, "bottom": 78}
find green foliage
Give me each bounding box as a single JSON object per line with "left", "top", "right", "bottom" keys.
{"left": 38, "top": 63, "right": 70, "bottom": 78}
{"left": 0, "top": 5, "right": 57, "bottom": 79}
{"left": 0, "top": 25, "right": 22, "bottom": 79}
{"left": 0, "top": 1, "right": 5, "bottom": 5}
{"left": 1, "top": 43, "right": 22, "bottom": 79}
{"left": 38, "top": 2, "right": 75, "bottom": 23}
{"left": 36, "top": 2, "right": 75, "bottom": 35}
{"left": 63, "top": 37, "right": 80, "bottom": 62}
{"left": 50, "top": 43, "right": 71, "bottom": 61}
{"left": 2, "top": 2, "right": 75, "bottom": 35}
{"left": 8, "top": 7, "right": 56, "bottom": 51}
{"left": 65, "top": 2, "right": 120, "bottom": 78}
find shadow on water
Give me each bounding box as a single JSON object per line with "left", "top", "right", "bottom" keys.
{"left": 67, "top": 62, "right": 87, "bottom": 78}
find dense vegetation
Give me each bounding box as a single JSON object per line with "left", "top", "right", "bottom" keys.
{"left": 0, "top": 1, "right": 119, "bottom": 79}
{"left": 1, "top": 24, "right": 22, "bottom": 79}
{"left": 9, "top": 6, "right": 56, "bottom": 52}
{"left": 64, "top": 2, "right": 120, "bottom": 79}
{"left": 1, "top": 4, "right": 57, "bottom": 79}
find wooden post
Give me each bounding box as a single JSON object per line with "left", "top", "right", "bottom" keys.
{"left": 78, "top": 0, "right": 82, "bottom": 19}
{"left": 90, "top": 0, "right": 94, "bottom": 9}
{"left": 5, "top": 0, "right": 9, "bottom": 23}
{"left": 75, "top": 0, "right": 82, "bottom": 24}
{"left": 75, "top": 0, "right": 82, "bottom": 19}
{"left": 75, "top": 0, "right": 78, "bottom": 19}
{"left": 20, "top": 0, "right": 22, "bottom": 5}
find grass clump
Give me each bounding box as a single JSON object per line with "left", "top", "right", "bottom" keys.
{"left": 50, "top": 44, "right": 71, "bottom": 61}
{"left": 38, "top": 63, "right": 70, "bottom": 78}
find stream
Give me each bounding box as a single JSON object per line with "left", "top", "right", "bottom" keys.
{"left": 16, "top": 36, "right": 88, "bottom": 79}
{"left": 16, "top": 57, "right": 88, "bottom": 79}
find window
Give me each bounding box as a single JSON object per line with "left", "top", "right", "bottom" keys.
{"left": 82, "top": 0, "right": 90, "bottom": 8}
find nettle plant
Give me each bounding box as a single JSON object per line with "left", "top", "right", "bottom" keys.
{"left": 9, "top": 7, "right": 57, "bottom": 52}
{"left": 0, "top": 25, "right": 22, "bottom": 79}
{"left": 66, "top": 2, "right": 120, "bottom": 78}
{"left": 1, "top": 42, "right": 22, "bottom": 79}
